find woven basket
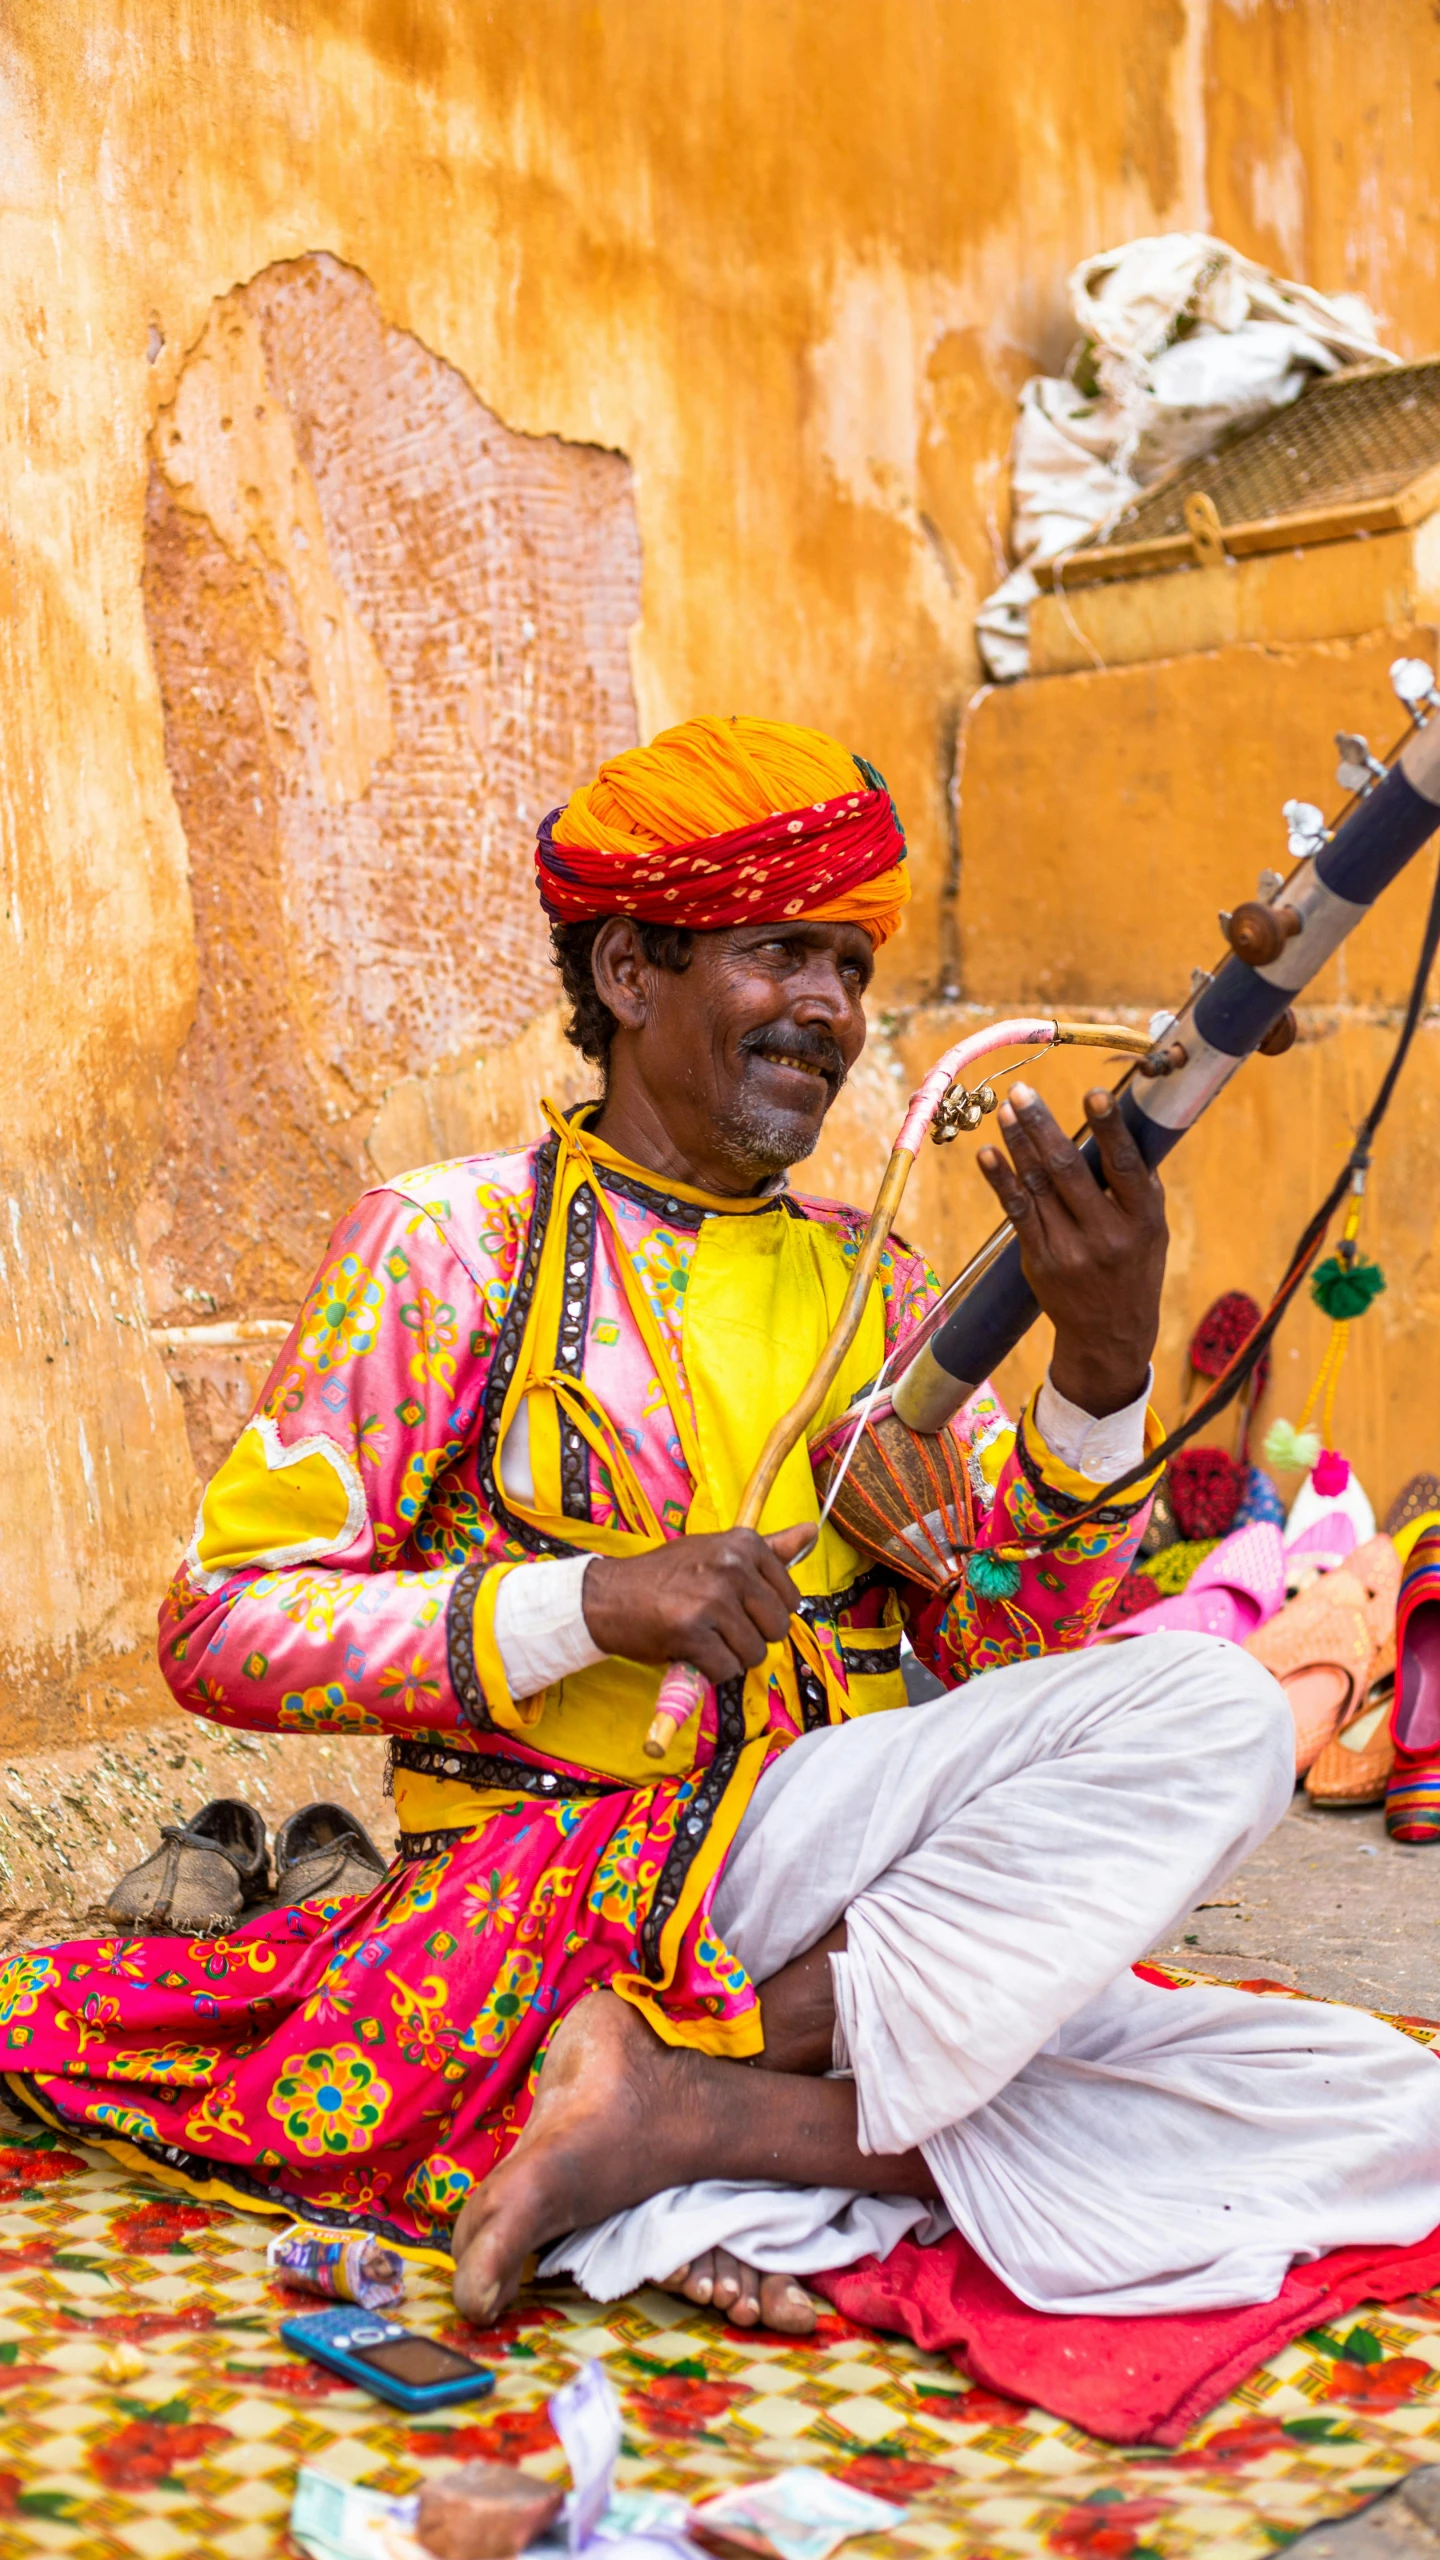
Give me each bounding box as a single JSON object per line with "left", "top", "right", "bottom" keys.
{"left": 1040, "top": 355, "right": 1440, "bottom": 588}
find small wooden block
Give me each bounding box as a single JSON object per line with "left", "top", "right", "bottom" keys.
{"left": 415, "top": 2461, "right": 566, "bottom": 2559}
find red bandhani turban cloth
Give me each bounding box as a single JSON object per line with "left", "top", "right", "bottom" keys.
{"left": 534, "top": 714, "right": 912, "bottom": 947}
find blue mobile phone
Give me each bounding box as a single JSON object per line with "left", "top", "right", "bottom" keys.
{"left": 280, "top": 2305, "right": 497, "bottom": 2412}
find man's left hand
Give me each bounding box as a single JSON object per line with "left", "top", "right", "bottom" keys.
{"left": 976, "top": 1082, "right": 1167, "bottom": 1418}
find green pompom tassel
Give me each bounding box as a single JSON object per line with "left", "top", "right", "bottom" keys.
{"left": 1263, "top": 1417, "right": 1321, "bottom": 1473}
{"left": 968, "top": 1550, "right": 1023, "bottom": 1600}
{"left": 1310, "top": 1253, "right": 1386, "bottom": 1321}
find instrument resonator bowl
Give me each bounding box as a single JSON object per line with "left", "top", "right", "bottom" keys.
{"left": 809, "top": 1398, "right": 977, "bottom": 1595}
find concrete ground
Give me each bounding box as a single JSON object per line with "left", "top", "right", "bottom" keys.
{"left": 1293, "top": 2470, "right": 1440, "bottom": 2559}
{"left": 1151, "top": 1789, "right": 1440, "bottom": 2018}
{"left": 6, "top": 1729, "right": 1436, "bottom": 2000}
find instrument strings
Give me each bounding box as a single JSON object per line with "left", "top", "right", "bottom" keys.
{"left": 815, "top": 1043, "right": 1057, "bottom": 1535}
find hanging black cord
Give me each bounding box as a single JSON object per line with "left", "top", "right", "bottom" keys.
{"left": 1003, "top": 848, "right": 1440, "bottom": 1555}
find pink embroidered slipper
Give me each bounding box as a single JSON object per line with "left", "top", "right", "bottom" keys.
{"left": 1099, "top": 1521, "right": 1286, "bottom": 1647}
{"left": 1382, "top": 1474, "right": 1440, "bottom": 1569}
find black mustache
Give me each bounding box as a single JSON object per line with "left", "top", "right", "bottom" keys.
{"left": 740, "top": 1027, "right": 847, "bottom": 1086}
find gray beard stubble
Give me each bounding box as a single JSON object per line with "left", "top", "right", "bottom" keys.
{"left": 709, "top": 1073, "right": 845, "bottom": 1180}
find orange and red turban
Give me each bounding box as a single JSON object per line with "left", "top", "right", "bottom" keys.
{"left": 535, "top": 714, "right": 911, "bottom": 947}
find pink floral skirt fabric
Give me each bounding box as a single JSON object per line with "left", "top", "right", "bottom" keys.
{"left": 0, "top": 1784, "right": 753, "bottom": 2253}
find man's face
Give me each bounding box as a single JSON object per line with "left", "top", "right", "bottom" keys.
{"left": 595, "top": 919, "right": 874, "bottom": 1189}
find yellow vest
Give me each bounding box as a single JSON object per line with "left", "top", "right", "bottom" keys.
{"left": 395, "top": 1105, "right": 902, "bottom": 2047}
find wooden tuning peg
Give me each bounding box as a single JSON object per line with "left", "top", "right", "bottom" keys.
{"left": 1258, "top": 1008, "right": 1298, "bottom": 1056}
{"left": 1225, "top": 901, "right": 1302, "bottom": 967}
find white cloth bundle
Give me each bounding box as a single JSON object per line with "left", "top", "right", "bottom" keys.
{"left": 977, "top": 232, "right": 1395, "bottom": 681}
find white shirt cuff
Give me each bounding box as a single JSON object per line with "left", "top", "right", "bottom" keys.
{"left": 492, "top": 1555, "right": 605, "bottom": 1698}
{"left": 1033, "top": 1364, "right": 1152, "bottom": 1485}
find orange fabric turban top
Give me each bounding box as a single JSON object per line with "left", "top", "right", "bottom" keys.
{"left": 534, "top": 715, "right": 911, "bottom": 947}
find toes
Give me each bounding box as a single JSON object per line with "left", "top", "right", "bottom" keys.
{"left": 718, "top": 2250, "right": 762, "bottom": 2326}
{"left": 655, "top": 2252, "right": 813, "bottom": 2334}
{"left": 758, "top": 2274, "right": 818, "bottom": 2335}
{"left": 710, "top": 2246, "right": 744, "bottom": 2313}
{"left": 450, "top": 2204, "right": 519, "bottom": 2330}
{"left": 683, "top": 2249, "right": 716, "bottom": 2304}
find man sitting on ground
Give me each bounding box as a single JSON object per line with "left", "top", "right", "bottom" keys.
{"left": 7, "top": 717, "right": 1438, "bottom": 2334}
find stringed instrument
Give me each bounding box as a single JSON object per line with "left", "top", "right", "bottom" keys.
{"left": 643, "top": 658, "right": 1440, "bottom": 1756}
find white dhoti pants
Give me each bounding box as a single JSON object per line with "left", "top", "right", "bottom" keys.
{"left": 543, "top": 1633, "right": 1440, "bottom": 2313}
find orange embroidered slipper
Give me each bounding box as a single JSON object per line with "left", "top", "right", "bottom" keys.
{"left": 1246, "top": 1535, "right": 1400, "bottom": 1776}
{"left": 1386, "top": 1525, "right": 1440, "bottom": 1843}
{"left": 1349, "top": 1531, "right": 1403, "bottom": 1631}
{"left": 1305, "top": 1639, "right": 1396, "bottom": 1807}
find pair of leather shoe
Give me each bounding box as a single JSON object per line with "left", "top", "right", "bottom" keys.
{"left": 104, "top": 1799, "right": 388, "bottom": 1936}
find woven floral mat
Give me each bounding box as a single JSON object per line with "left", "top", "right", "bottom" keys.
{"left": 2, "top": 2106, "right": 1440, "bottom": 2560}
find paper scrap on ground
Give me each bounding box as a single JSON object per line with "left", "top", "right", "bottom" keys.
{"left": 290, "top": 2465, "right": 423, "bottom": 2560}
{"left": 535, "top": 2487, "right": 698, "bottom": 2557}
{"left": 551, "top": 2358, "right": 625, "bottom": 2550}
{"left": 691, "top": 2467, "right": 906, "bottom": 2560}
{"left": 293, "top": 2451, "right": 694, "bottom": 2560}
{"left": 590, "top": 2488, "right": 696, "bottom": 2550}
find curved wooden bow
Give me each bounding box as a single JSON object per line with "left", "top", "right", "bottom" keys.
{"left": 641, "top": 1016, "right": 1160, "bottom": 1759}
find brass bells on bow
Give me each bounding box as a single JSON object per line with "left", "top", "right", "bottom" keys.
{"left": 930, "top": 1079, "right": 1000, "bottom": 1143}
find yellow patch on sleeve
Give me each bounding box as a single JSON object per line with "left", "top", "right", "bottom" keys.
{"left": 975, "top": 1425, "right": 1015, "bottom": 1490}
{"left": 190, "top": 1417, "right": 367, "bottom": 1585}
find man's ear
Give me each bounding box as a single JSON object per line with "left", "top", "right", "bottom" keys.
{"left": 591, "top": 918, "right": 651, "bottom": 1033}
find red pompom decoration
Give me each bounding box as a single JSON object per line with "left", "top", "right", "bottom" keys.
{"left": 1168, "top": 1444, "right": 1246, "bottom": 1541}
{"left": 1312, "top": 1448, "right": 1351, "bottom": 1496}
{"left": 1188, "top": 1291, "right": 1270, "bottom": 1399}
{"left": 1100, "top": 1567, "right": 1157, "bottom": 1629}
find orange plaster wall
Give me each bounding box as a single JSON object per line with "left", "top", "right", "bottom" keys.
{"left": 1205, "top": 0, "right": 1440, "bottom": 355}
{"left": 1, "top": 0, "right": 1437, "bottom": 1751}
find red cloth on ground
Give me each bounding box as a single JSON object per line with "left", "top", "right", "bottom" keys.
{"left": 813, "top": 2223, "right": 1440, "bottom": 2446}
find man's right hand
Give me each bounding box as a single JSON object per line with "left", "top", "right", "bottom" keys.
{"left": 582, "top": 1526, "right": 815, "bottom": 1687}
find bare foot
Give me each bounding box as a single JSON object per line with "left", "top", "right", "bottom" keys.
{"left": 450, "top": 1987, "right": 934, "bottom": 2327}
{"left": 658, "top": 2249, "right": 817, "bottom": 2334}
{"left": 452, "top": 1990, "right": 679, "bottom": 2325}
